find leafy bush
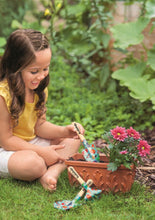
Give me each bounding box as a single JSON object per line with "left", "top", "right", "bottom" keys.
{"left": 111, "top": 6, "right": 155, "bottom": 109}
{"left": 41, "top": 0, "right": 116, "bottom": 92}
{"left": 47, "top": 55, "right": 155, "bottom": 141}
{"left": 0, "top": 0, "right": 34, "bottom": 37}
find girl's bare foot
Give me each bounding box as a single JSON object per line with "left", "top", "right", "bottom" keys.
{"left": 39, "top": 163, "right": 65, "bottom": 192}
{"left": 39, "top": 174, "right": 57, "bottom": 191}
{"left": 39, "top": 138, "right": 80, "bottom": 192}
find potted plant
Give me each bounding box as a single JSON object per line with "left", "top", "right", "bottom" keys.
{"left": 100, "top": 126, "right": 150, "bottom": 172}
{"left": 65, "top": 126, "right": 151, "bottom": 193}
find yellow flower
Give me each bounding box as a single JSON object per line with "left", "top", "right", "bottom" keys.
{"left": 44, "top": 8, "right": 51, "bottom": 16}
{"left": 56, "top": 3, "right": 61, "bottom": 10}
{"left": 55, "top": 2, "right": 62, "bottom": 12}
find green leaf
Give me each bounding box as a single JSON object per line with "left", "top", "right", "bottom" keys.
{"left": 99, "top": 146, "right": 110, "bottom": 156}
{"left": 110, "top": 17, "right": 150, "bottom": 49}
{"left": 112, "top": 62, "right": 155, "bottom": 109}
{"left": 129, "top": 78, "right": 150, "bottom": 102}
{"left": 0, "top": 37, "right": 6, "bottom": 47}
{"left": 147, "top": 45, "right": 155, "bottom": 70}
{"left": 99, "top": 64, "right": 110, "bottom": 88}
{"left": 107, "top": 162, "right": 118, "bottom": 172}
{"left": 123, "top": 163, "right": 131, "bottom": 169}
{"left": 112, "top": 62, "right": 146, "bottom": 85}
{"left": 22, "top": 21, "right": 47, "bottom": 34}
{"left": 108, "top": 144, "right": 114, "bottom": 149}
{"left": 102, "top": 33, "right": 110, "bottom": 48}
{"left": 92, "top": 31, "right": 110, "bottom": 48}
{"left": 107, "top": 79, "right": 117, "bottom": 93}
{"left": 74, "top": 113, "right": 81, "bottom": 122}
{"left": 150, "top": 96, "right": 155, "bottom": 110}
{"left": 61, "top": 4, "right": 86, "bottom": 17}
{"left": 148, "top": 79, "right": 155, "bottom": 109}
{"left": 11, "top": 20, "right": 22, "bottom": 29}
{"left": 69, "top": 41, "right": 94, "bottom": 56}
{"left": 145, "top": 0, "right": 155, "bottom": 19}
{"left": 0, "top": 48, "right": 4, "bottom": 56}
{"left": 128, "top": 78, "right": 155, "bottom": 102}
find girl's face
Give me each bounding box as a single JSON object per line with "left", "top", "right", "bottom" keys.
{"left": 22, "top": 48, "right": 51, "bottom": 92}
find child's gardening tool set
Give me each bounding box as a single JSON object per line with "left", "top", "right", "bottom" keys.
{"left": 54, "top": 123, "right": 102, "bottom": 211}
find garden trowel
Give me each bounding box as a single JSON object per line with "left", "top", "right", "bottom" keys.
{"left": 74, "top": 122, "right": 100, "bottom": 162}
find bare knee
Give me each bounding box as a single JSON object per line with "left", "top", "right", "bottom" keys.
{"left": 8, "top": 150, "right": 47, "bottom": 181}
{"left": 56, "top": 138, "right": 81, "bottom": 159}
{"left": 70, "top": 138, "right": 81, "bottom": 153}
{"left": 25, "top": 151, "right": 47, "bottom": 179}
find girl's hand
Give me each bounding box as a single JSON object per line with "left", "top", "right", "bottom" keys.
{"left": 65, "top": 122, "right": 85, "bottom": 139}
{"left": 39, "top": 145, "right": 65, "bottom": 166}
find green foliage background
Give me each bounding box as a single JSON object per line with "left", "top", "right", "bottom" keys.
{"left": 0, "top": 0, "right": 34, "bottom": 37}
{"left": 47, "top": 54, "right": 155, "bottom": 141}
{"left": 0, "top": 0, "right": 155, "bottom": 140}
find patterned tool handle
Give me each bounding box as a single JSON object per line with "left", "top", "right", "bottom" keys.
{"left": 73, "top": 122, "right": 94, "bottom": 160}
{"left": 68, "top": 166, "right": 88, "bottom": 186}
{"left": 76, "top": 179, "right": 93, "bottom": 198}
{"left": 74, "top": 122, "right": 85, "bottom": 142}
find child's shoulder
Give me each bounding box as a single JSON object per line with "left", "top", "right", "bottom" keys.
{"left": 0, "top": 79, "right": 11, "bottom": 108}
{"left": 0, "top": 78, "right": 9, "bottom": 90}
{"left": 0, "top": 78, "right": 7, "bottom": 86}
{"left": 0, "top": 79, "right": 10, "bottom": 94}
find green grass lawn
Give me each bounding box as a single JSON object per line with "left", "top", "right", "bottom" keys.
{"left": 0, "top": 170, "right": 154, "bottom": 220}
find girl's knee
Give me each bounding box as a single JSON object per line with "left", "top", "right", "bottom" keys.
{"left": 68, "top": 138, "right": 81, "bottom": 149}
{"left": 26, "top": 151, "right": 47, "bottom": 177}
{"left": 8, "top": 150, "right": 47, "bottom": 181}
{"left": 56, "top": 138, "right": 81, "bottom": 159}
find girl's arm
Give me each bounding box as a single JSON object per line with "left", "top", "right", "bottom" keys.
{"left": 34, "top": 114, "right": 84, "bottom": 140}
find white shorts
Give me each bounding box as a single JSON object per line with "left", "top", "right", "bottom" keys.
{"left": 0, "top": 137, "right": 51, "bottom": 178}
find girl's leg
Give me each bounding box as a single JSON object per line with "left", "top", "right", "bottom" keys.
{"left": 8, "top": 150, "right": 47, "bottom": 181}
{"left": 39, "top": 138, "right": 80, "bottom": 191}
{"left": 7, "top": 138, "right": 80, "bottom": 191}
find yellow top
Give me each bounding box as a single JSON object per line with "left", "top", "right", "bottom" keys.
{"left": 0, "top": 79, "right": 48, "bottom": 141}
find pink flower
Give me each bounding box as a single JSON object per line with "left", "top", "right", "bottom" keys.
{"left": 127, "top": 127, "right": 141, "bottom": 139}
{"left": 120, "top": 150, "right": 128, "bottom": 154}
{"left": 137, "top": 140, "right": 151, "bottom": 157}
{"left": 110, "top": 126, "right": 127, "bottom": 141}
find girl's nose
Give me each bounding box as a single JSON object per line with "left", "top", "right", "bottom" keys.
{"left": 37, "top": 72, "right": 45, "bottom": 80}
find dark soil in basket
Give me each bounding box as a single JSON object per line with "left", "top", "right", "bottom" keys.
{"left": 68, "top": 157, "right": 85, "bottom": 162}
{"left": 94, "top": 127, "right": 155, "bottom": 195}
{"left": 68, "top": 157, "right": 106, "bottom": 163}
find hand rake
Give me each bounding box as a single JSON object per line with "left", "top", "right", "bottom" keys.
{"left": 54, "top": 179, "right": 93, "bottom": 211}
{"left": 68, "top": 166, "right": 102, "bottom": 200}
{"left": 74, "top": 122, "right": 100, "bottom": 162}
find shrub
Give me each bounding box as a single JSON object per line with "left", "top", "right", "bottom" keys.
{"left": 0, "top": 0, "right": 34, "bottom": 37}
{"left": 47, "top": 56, "right": 155, "bottom": 141}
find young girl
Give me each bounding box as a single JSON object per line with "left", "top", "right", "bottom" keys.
{"left": 0, "top": 29, "right": 84, "bottom": 191}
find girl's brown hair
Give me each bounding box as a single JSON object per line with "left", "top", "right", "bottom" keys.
{"left": 0, "top": 29, "right": 50, "bottom": 124}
